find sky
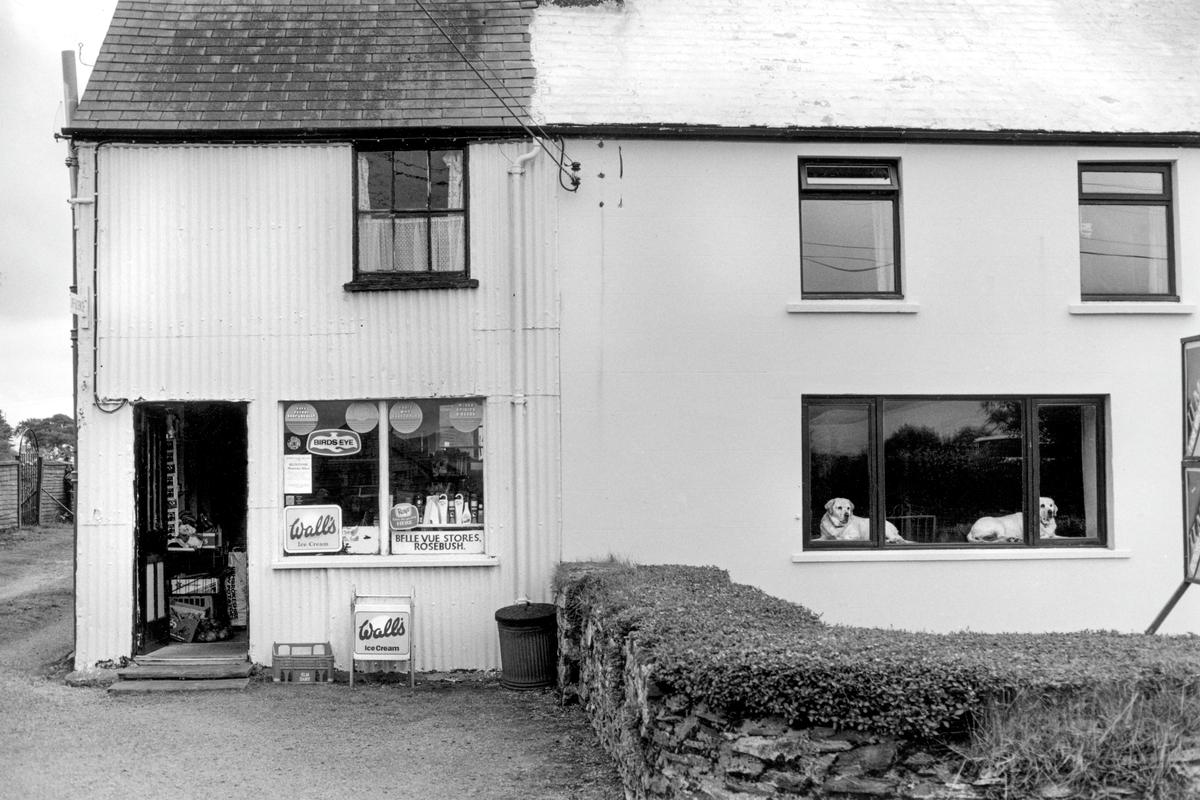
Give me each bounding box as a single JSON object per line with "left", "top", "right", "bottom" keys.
{"left": 0, "top": 0, "right": 118, "bottom": 427}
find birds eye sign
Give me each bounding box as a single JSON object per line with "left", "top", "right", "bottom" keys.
{"left": 306, "top": 429, "right": 361, "bottom": 456}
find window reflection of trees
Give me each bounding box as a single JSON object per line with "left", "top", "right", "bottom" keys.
{"left": 809, "top": 398, "right": 1099, "bottom": 545}
{"left": 884, "top": 402, "right": 1024, "bottom": 543}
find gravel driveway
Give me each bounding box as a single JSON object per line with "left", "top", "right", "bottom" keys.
{"left": 0, "top": 525, "right": 623, "bottom": 800}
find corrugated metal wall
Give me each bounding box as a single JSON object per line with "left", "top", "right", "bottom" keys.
{"left": 74, "top": 141, "right": 561, "bottom": 670}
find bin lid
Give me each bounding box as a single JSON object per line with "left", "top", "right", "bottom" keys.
{"left": 495, "top": 602, "right": 556, "bottom": 623}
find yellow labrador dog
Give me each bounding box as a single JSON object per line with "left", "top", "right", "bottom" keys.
{"left": 819, "top": 498, "right": 909, "bottom": 543}
{"left": 967, "top": 497, "right": 1058, "bottom": 543}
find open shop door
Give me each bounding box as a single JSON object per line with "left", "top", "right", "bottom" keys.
{"left": 133, "top": 402, "right": 248, "bottom": 655}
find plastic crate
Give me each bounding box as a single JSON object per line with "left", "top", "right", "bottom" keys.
{"left": 171, "top": 574, "right": 220, "bottom": 595}
{"left": 272, "top": 642, "right": 335, "bottom": 683}
{"left": 171, "top": 595, "right": 213, "bottom": 617}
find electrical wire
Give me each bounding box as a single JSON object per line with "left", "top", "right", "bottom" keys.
{"left": 803, "top": 257, "right": 893, "bottom": 274}
{"left": 411, "top": 0, "right": 580, "bottom": 191}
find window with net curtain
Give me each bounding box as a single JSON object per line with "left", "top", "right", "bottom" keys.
{"left": 1078, "top": 163, "right": 1174, "bottom": 300}
{"left": 356, "top": 148, "right": 466, "bottom": 280}
{"left": 799, "top": 160, "right": 902, "bottom": 298}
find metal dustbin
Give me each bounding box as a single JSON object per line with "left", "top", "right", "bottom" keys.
{"left": 495, "top": 602, "right": 557, "bottom": 690}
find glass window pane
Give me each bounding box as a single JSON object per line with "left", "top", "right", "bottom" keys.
{"left": 431, "top": 215, "right": 465, "bottom": 272}
{"left": 808, "top": 404, "right": 872, "bottom": 541}
{"left": 431, "top": 150, "right": 463, "bottom": 210}
{"left": 1081, "top": 170, "right": 1163, "bottom": 195}
{"left": 357, "top": 217, "right": 393, "bottom": 273}
{"left": 389, "top": 399, "right": 484, "bottom": 527}
{"left": 284, "top": 400, "right": 379, "bottom": 527}
{"left": 805, "top": 164, "right": 895, "bottom": 187}
{"left": 359, "top": 152, "right": 393, "bottom": 211}
{"left": 391, "top": 218, "right": 429, "bottom": 272}
{"left": 1080, "top": 204, "right": 1169, "bottom": 295}
{"left": 801, "top": 199, "right": 896, "bottom": 294}
{"left": 1037, "top": 403, "right": 1100, "bottom": 539}
{"left": 392, "top": 151, "right": 429, "bottom": 210}
{"left": 883, "top": 400, "right": 1024, "bottom": 544}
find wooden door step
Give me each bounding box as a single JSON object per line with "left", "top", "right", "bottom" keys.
{"left": 118, "top": 662, "right": 253, "bottom": 681}
{"left": 136, "top": 641, "right": 248, "bottom": 666}
{"left": 109, "top": 677, "right": 250, "bottom": 694}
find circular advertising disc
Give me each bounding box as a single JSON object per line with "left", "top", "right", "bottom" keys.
{"left": 345, "top": 401, "right": 379, "bottom": 433}
{"left": 389, "top": 401, "right": 423, "bottom": 434}
{"left": 284, "top": 402, "right": 319, "bottom": 435}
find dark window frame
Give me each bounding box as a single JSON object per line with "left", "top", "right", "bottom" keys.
{"left": 802, "top": 394, "right": 1108, "bottom": 549}
{"left": 1078, "top": 161, "right": 1175, "bottom": 302}
{"left": 798, "top": 158, "right": 903, "bottom": 299}
{"left": 346, "top": 145, "right": 476, "bottom": 292}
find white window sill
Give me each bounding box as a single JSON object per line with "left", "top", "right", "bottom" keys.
{"left": 272, "top": 554, "right": 499, "bottom": 569}
{"left": 792, "top": 548, "right": 1131, "bottom": 563}
{"left": 1069, "top": 302, "right": 1195, "bottom": 315}
{"left": 787, "top": 300, "right": 920, "bottom": 314}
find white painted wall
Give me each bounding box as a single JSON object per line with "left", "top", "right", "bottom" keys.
{"left": 556, "top": 138, "right": 1200, "bottom": 635}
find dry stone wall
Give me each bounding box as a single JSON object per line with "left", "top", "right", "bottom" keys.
{"left": 555, "top": 593, "right": 988, "bottom": 800}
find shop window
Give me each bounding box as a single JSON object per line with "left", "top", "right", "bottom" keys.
{"left": 798, "top": 159, "right": 902, "bottom": 298}
{"left": 1079, "top": 163, "right": 1174, "bottom": 300}
{"left": 282, "top": 399, "right": 485, "bottom": 557}
{"left": 346, "top": 147, "right": 475, "bottom": 291}
{"left": 803, "top": 396, "right": 1105, "bottom": 547}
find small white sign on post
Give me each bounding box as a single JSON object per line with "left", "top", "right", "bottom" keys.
{"left": 350, "top": 589, "right": 414, "bottom": 688}
{"left": 70, "top": 292, "right": 90, "bottom": 328}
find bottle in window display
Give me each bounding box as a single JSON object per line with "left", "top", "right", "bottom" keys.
{"left": 447, "top": 496, "right": 456, "bottom": 524}
{"left": 414, "top": 495, "right": 425, "bottom": 524}
{"left": 474, "top": 496, "right": 483, "bottom": 526}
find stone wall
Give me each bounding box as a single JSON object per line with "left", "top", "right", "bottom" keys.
{"left": 555, "top": 592, "right": 988, "bottom": 800}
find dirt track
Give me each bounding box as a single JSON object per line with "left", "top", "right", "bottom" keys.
{"left": 0, "top": 525, "right": 624, "bottom": 800}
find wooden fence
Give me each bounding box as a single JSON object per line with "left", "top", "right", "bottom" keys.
{"left": 0, "top": 460, "right": 73, "bottom": 531}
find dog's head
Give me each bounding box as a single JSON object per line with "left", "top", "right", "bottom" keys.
{"left": 824, "top": 497, "right": 854, "bottom": 525}
{"left": 1038, "top": 496, "right": 1057, "bottom": 525}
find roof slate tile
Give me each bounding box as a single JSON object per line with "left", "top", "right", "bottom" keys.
{"left": 71, "top": 0, "right": 536, "bottom": 133}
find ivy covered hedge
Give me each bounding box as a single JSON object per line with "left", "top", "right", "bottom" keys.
{"left": 555, "top": 562, "right": 1200, "bottom": 740}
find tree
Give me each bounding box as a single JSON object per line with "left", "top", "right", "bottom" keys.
{"left": 0, "top": 410, "right": 12, "bottom": 460}
{"left": 17, "top": 414, "right": 75, "bottom": 463}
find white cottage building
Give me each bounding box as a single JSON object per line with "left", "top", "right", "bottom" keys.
{"left": 64, "top": 0, "right": 1200, "bottom": 672}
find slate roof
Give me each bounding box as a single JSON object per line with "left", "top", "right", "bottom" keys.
{"left": 70, "top": 0, "right": 1200, "bottom": 139}
{"left": 68, "top": 0, "right": 537, "bottom": 134}
{"left": 530, "top": 0, "right": 1200, "bottom": 136}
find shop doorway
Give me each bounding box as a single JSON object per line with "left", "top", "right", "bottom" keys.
{"left": 134, "top": 402, "right": 248, "bottom": 656}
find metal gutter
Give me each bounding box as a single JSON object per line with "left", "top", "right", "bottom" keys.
{"left": 60, "top": 124, "right": 1200, "bottom": 148}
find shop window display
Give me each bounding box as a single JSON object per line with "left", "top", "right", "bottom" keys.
{"left": 283, "top": 398, "right": 485, "bottom": 557}
{"left": 804, "top": 396, "right": 1105, "bottom": 547}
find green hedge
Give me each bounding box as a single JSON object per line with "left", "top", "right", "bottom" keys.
{"left": 556, "top": 562, "right": 1200, "bottom": 740}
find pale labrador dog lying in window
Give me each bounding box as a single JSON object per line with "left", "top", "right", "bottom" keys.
{"left": 967, "top": 497, "right": 1058, "bottom": 543}
{"left": 818, "top": 498, "right": 909, "bottom": 543}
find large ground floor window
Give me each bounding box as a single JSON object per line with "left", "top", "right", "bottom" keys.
{"left": 803, "top": 396, "right": 1106, "bottom": 548}
{"left": 281, "top": 398, "right": 485, "bottom": 557}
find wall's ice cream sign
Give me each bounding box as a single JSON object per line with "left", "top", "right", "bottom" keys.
{"left": 353, "top": 603, "right": 411, "bottom": 658}
{"left": 306, "top": 429, "right": 361, "bottom": 456}
{"left": 283, "top": 504, "right": 343, "bottom": 554}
